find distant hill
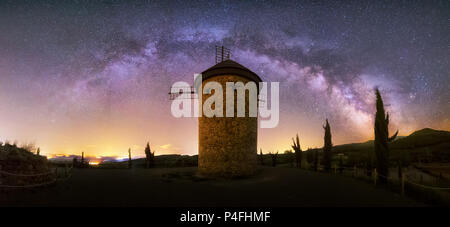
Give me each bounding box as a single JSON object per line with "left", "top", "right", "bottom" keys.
{"left": 391, "top": 128, "right": 450, "bottom": 149}
{"left": 331, "top": 128, "right": 450, "bottom": 164}
{"left": 333, "top": 128, "right": 449, "bottom": 152}
{"left": 333, "top": 140, "right": 373, "bottom": 153}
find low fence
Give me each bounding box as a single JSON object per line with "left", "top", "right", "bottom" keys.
{"left": 326, "top": 165, "right": 450, "bottom": 205}
{"left": 0, "top": 164, "right": 73, "bottom": 189}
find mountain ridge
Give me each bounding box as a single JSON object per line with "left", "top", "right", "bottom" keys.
{"left": 332, "top": 128, "right": 449, "bottom": 152}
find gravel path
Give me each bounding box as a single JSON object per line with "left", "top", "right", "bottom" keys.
{"left": 1, "top": 167, "right": 424, "bottom": 206}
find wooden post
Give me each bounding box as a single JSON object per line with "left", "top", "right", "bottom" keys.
{"left": 401, "top": 173, "right": 405, "bottom": 196}
{"left": 373, "top": 168, "right": 377, "bottom": 186}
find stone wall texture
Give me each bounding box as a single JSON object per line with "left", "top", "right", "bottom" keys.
{"left": 198, "top": 75, "right": 258, "bottom": 177}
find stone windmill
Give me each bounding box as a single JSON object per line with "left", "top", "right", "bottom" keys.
{"left": 170, "top": 46, "right": 263, "bottom": 177}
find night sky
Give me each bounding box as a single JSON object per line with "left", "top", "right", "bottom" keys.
{"left": 0, "top": 0, "right": 448, "bottom": 158}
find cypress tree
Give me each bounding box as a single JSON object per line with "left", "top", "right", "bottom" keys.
{"left": 259, "top": 149, "right": 264, "bottom": 165}
{"left": 323, "top": 119, "right": 332, "bottom": 172}
{"left": 150, "top": 150, "right": 155, "bottom": 167}
{"left": 36, "top": 147, "right": 40, "bottom": 156}
{"left": 145, "top": 142, "right": 151, "bottom": 168}
{"left": 374, "top": 88, "right": 398, "bottom": 184}
{"left": 291, "top": 134, "right": 302, "bottom": 168}
{"left": 128, "top": 148, "right": 132, "bottom": 169}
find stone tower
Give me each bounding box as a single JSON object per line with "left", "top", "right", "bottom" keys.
{"left": 197, "top": 60, "right": 262, "bottom": 177}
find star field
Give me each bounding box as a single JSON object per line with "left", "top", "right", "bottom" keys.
{"left": 0, "top": 0, "right": 448, "bottom": 156}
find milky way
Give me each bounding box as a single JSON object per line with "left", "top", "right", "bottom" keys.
{"left": 0, "top": 0, "right": 448, "bottom": 156}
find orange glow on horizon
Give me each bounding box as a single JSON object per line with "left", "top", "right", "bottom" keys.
{"left": 89, "top": 161, "right": 100, "bottom": 165}
{"left": 34, "top": 123, "right": 442, "bottom": 157}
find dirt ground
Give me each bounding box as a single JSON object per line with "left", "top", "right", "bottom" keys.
{"left": 0, "top": 166, "right": 424, "bottom": 207}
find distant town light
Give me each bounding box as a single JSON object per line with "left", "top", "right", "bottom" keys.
{"left": 89, "top": 161, "right": 100, "bottom": 165}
